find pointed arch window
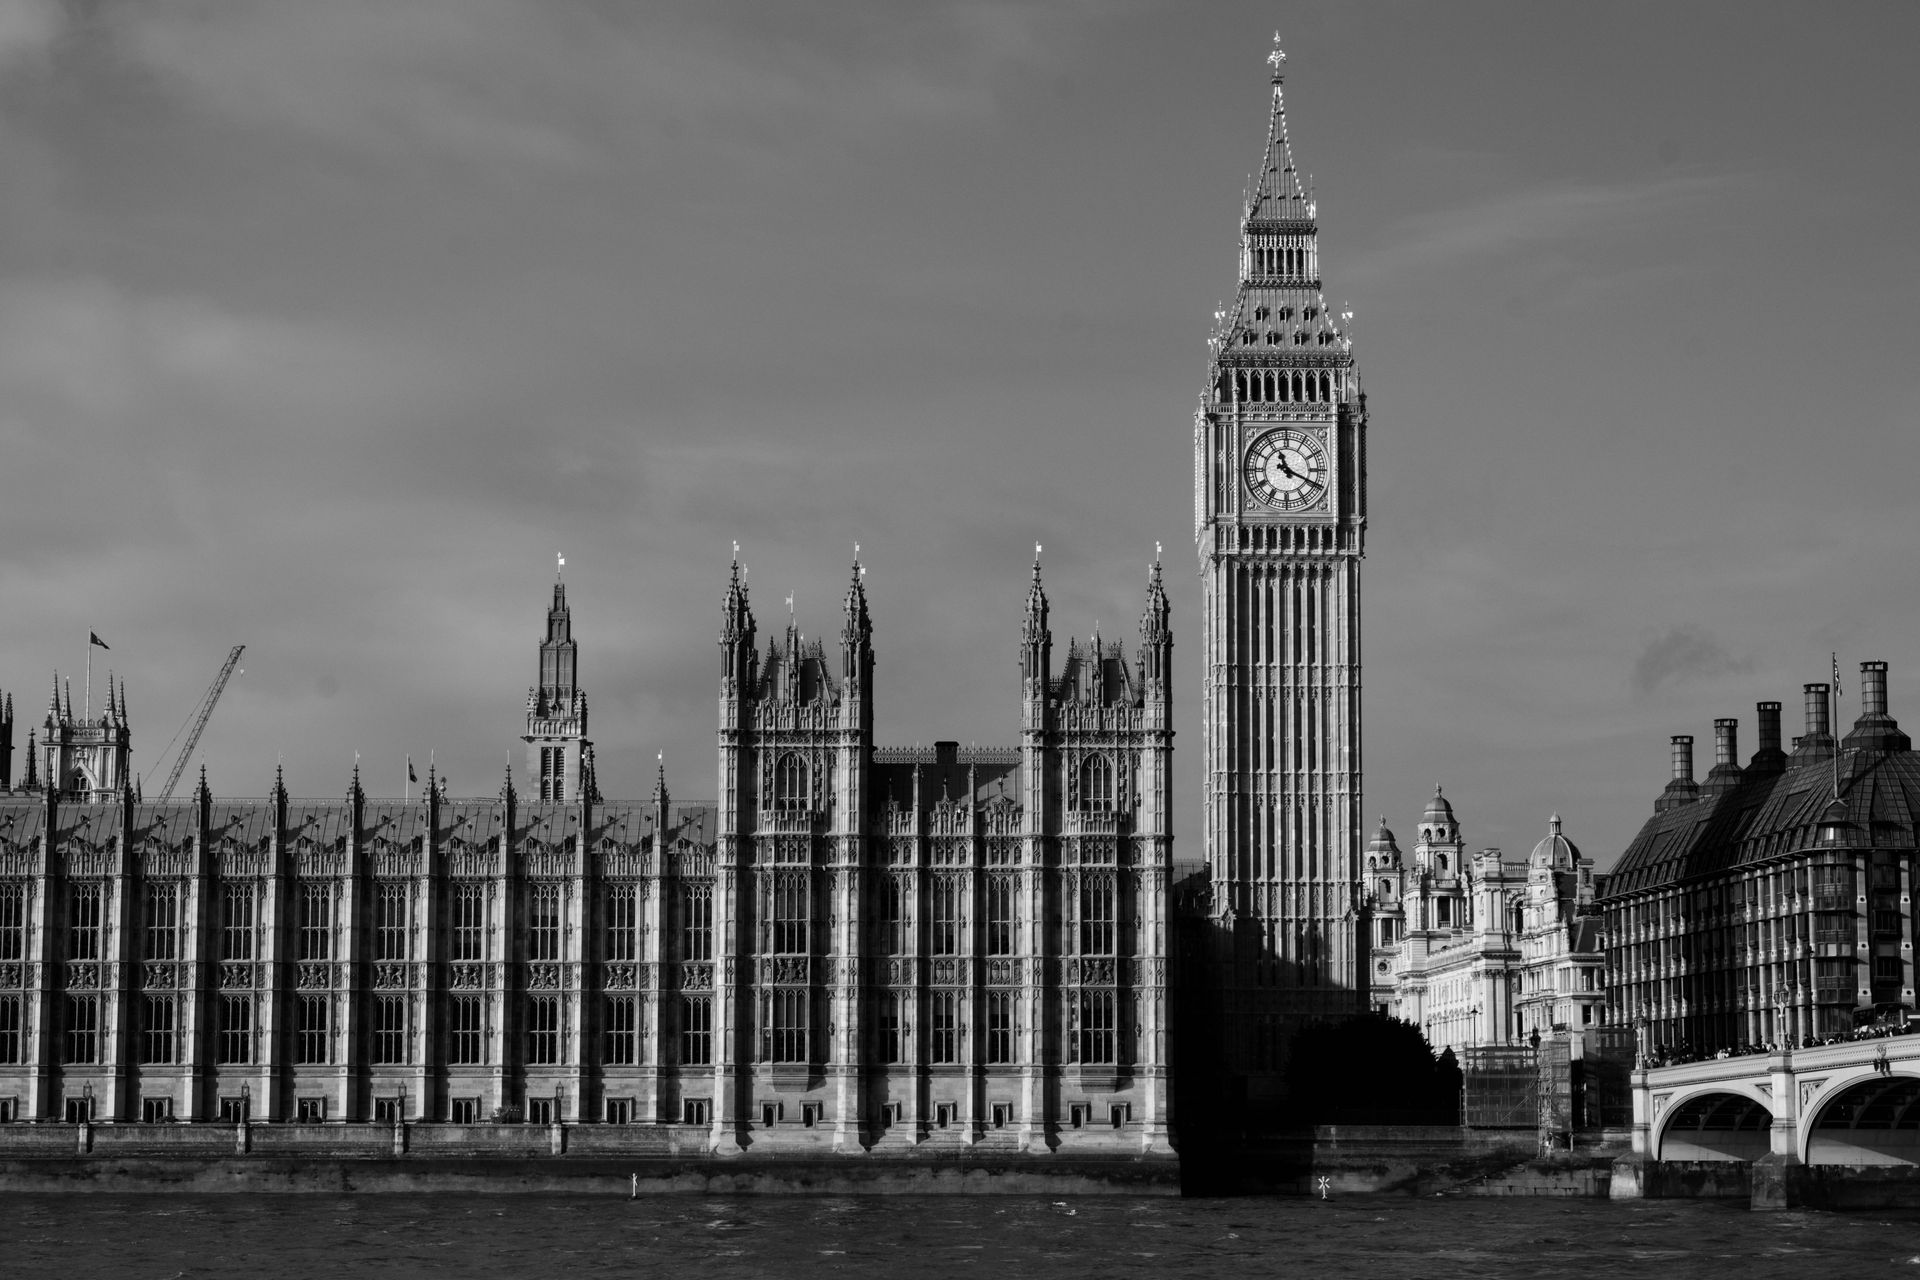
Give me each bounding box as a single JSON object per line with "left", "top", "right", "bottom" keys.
{"left": 1076, "top": 754, "right": 1115, "bottom": 813}
{"left": 772, "top": 753, "right": 809, "bottom": 812}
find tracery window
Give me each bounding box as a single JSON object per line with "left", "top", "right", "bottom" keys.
{"left": 1077, "top": 872, "right": 1115, "bottom": 956}
{"left": 986, "top": 991, "right": 1014, "bottom": 1065}
{"left": 297, "top": 995, "right": 329, "bottom": 1064}
{"left": 880, "top": 990, "right": 907, "bottom": 1064}
{"left": 298, "top": 883, "right": 331, "bottom": 962}
{"left": 375, "top": 882, "right": 408, "bottom": 962}
{"left": 451, "top": 884, "right": 486, "bottom": 961}
{"left": 931, "top": 876, "right": 961, "bottom": 956}
{"left": 772, "top": 753, "right": 808, "bottom": 812}
{"left": 681, "top": 885, "right": 712, "bottom": 961}
{"left": 1076, "top": 755, "right": 1114, "bottom": 812}
{"left": 526, "top": 996, "right": 560, "bottom": 1065}
{"left": 221, "top": 884, "right": 255, "bottom": 961}
{"left": 605, "top": 885, "right": 638, "bottom": 961}
{"left": 218, "top": 996, "right": 251, "bottom": 1064}
{"left": 763, "top": 872, "right": 808, "bottom": 955}
{"left": 680, "top": 996, "right": 712, "bottom": 1065}
{"left": 141, "top": 995, "right": 175, "bottom": 1065}
{"left": 986, "top": 875, "right": 1015, "bottom": 956}
{"left": 528, "top": 883, "right": 561, "bottom": 962}
{"left": 881, "top": 875, "right": 909, "bottom": 955}
{"left": 0, "top": 884, "right": 22, "bottom": 960}
{"left": 67, "top": 882, "right": 102, "bottom": 961}
{"left": 0, "top": 995, "right": 20, "bottom": 1064}
{"left": 1072, "top": 989, "right": 1115, "bottom": 1065}
{"left": 604, "top": 995, "right": 638, "bottom": 1065}
{"left": 760, "top": 988, "right": 808, "bottom": 1064}
{"left": 449, "top": 996, "right": 484, "bottom": 1065}
{"left": 929, "top": 990, "right": 960, "bottom": 1064}
{"left": 372, "top": 995, "right": 406, "bottom": 1064}
{"left": 144, "top": 883, "right": 180, "bottom": 961}
{"left": 65, "top": 994, "right": 98, "bottom": 1064}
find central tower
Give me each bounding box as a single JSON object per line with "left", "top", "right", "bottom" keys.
{"left": 1195, "top": 40, "right": 1366, "bottom": 1097}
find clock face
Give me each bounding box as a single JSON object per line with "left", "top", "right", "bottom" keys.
{"left": 1245, "top": 428, "right": 1328, "bottom": 511}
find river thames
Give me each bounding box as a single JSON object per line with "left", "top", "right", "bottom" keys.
{"left": 4, "top": 1192, "right": 1919, "bottom": 1279}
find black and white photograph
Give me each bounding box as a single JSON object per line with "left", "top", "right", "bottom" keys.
{"left": 1, "top": 1, "right": 1919, "bottom": 1274}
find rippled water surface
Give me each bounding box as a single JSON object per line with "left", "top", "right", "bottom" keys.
{"left": 6, "top": 1192, "right": 1920, "bottom": 1279}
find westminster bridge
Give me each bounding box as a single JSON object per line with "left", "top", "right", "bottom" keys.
{"left": 1614, "top": 1031, "right": 1920, "bottom": 1207}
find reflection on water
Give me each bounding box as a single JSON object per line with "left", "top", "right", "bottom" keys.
{"left": 5, "top": 1191, "right": 1920, "bottom": 1279}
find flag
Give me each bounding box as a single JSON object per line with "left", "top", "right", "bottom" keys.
{"left": 1833, "top": 653, "right": 1843, "bottom": 699}
{"left": 408, "top": 758, "right": 418, "bottom": 784}
{"left": 89, "top": 632, "right": 109, "bottom": 650}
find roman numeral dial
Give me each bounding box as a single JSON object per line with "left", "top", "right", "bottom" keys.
{"left": 1244, "top": 427, "right": 1328, "bottom": 512}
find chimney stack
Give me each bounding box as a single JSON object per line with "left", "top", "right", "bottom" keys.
{"left": 1656, "top": 734, "right": 1701, "bottom": 812}
{"left": 1702, "top": 719, "right": 1744, "bottom": 797}
{"left": 1793, "top": 683, "right": 1834, "bottom": 762}
{"left": 1748, "top": 700, "right": 1787, "bottom": 777}
{"left": 1861, "top": 660, "right": 1888, "bottom": 719}
{"left": 1842, "top": 660, "right": 1910, "bottom": 753}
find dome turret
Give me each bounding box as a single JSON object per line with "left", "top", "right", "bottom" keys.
{"left": 1529, "top": 813, "right": 1581, "bottom": 871}
{"left": 1365, "top": 817, "right": 1401, "bottom": 867}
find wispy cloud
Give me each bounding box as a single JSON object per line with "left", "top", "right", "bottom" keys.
{"left": 1631, "top": 623, "right": 1753, "bottom": 698}
{"left": 1345, "top": 171, "right": 1751, "bottom": 292}
{"left": 105, "top": 1, "right": 1085, "bottom": 169}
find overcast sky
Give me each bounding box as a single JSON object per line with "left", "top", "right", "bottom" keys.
{"left": 3, "top": 1, "right": 1917, "bottom": 868}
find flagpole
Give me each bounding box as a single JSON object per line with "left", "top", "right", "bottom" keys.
{"left": 1832, "top": 653, "right": 1843, "bottom": 801}
{"left": 85, "top": 639, "right": 92, "bottom": 722}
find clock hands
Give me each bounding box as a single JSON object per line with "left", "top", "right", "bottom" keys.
{"left": 1271, "top": 453, "right": 1320, "bottom": 483}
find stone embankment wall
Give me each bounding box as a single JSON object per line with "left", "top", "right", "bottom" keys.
{"left": 0, "top": 1123, "right": 1179, "bottom": 1195}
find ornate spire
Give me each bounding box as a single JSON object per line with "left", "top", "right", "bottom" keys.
{"left": 721, "top": 548, "right": 754, "bottom": 643}
{"left": 1141, "top": 545, "right": 1170, "bottom": 637}
{"left": 1021, "top": 545, "right": 1051, "bottom": 689}
{"left": 537, "top": 566, "right": 578, "bottom": 713}
{"left": 652, "top": 751, "right": 669, "bottom": 810}
{"left": 842, "top": 552, "right": 871, "bottom": 644}
{"left": 1023, "top": 544, "right": 1048, "bottom": 638}
{"left": 1249, "top": 32, "right": 1311, "bottom": 224}
{"left": 22, "top": 730, "right": 37, "bottom": 789}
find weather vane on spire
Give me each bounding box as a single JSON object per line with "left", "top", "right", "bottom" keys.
{"left": 557, "top": 552, "right": 565, "bottom": 577}
{"left": 1268, "top": 32, "right": 1286, "bottom": 70}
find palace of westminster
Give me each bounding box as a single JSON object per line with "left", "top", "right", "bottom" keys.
{"left": 1, "top": 42, "right": 1916, "bottom": 1151}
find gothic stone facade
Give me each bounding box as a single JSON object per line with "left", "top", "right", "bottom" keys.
{"left": 1192, "top": 40, "right": 1367, "bottom": 1103}
{"left": 0, "top": 558, "right": 1173, "bottom": 1155}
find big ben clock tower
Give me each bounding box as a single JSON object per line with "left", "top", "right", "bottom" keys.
{"left": 1195, "top": 38, "right": 1366, "bottom": 1102}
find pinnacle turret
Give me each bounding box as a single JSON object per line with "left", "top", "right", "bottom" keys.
{"left": 1020, "top": 547, "right": 1051, "bottom": 689}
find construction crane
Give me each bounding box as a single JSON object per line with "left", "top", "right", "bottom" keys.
{"left": 154, "top": 645, "right": 246, "bottom": 802}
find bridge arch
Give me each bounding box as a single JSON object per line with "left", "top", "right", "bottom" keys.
{"left": 1652, "top": 1083, "right": 1774, "bottom": 1162}
{"left": 1800, "top": 1068, "right": 1920, "bottom": 1166}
